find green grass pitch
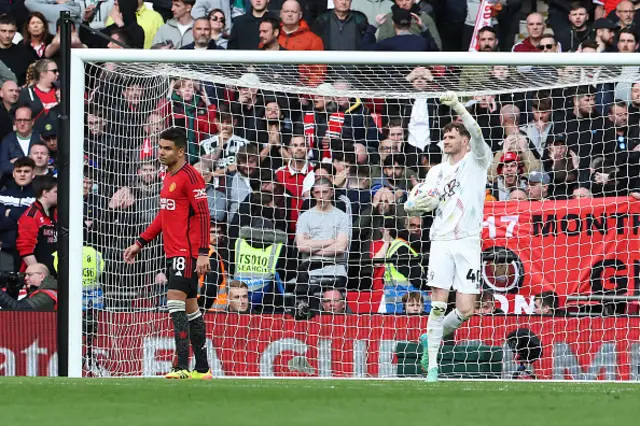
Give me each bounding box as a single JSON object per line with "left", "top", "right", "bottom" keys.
{"left": 1, "top": 378, "right": 638, "bottom": 426}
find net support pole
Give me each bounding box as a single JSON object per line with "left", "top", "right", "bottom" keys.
{"left": 58, "top": 10, "right": 84, "bottom": 378}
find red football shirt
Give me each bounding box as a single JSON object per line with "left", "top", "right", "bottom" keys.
{"left": 34, "top": 86, "right": 58, "bottom": 112}
{"left": 137, "top": 163, "right": 210, "bottom": 259}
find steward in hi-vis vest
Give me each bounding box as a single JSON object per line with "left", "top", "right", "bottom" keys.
{"left": 233, "top": 222, "right": 287, "bottom": 312}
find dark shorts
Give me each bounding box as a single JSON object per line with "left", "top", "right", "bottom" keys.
{"left": 167, "top": 257, "right": 198, "bottom": 299}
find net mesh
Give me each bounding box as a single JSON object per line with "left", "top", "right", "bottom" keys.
{"left": 80, "top": 59, "right": 640, "bottom": 379}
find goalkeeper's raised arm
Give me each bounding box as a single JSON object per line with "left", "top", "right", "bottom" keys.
{"left": 439, "top": 91, "right": 492, "bottom": 168}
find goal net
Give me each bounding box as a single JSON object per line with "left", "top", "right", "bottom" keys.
{"left": 74, "top": 51, "right": 640, "bottom": 380}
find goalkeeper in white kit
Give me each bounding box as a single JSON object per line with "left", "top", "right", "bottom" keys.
{"left": 404, "top": 91, "right": 492, "bottom": 382}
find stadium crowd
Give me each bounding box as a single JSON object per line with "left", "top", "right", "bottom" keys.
{"left": 0, "top": 0, "right": 638, "bottom": 316}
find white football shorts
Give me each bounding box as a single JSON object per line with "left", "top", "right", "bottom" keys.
{"left": 427, "top": 239, "right": 482, "bottom": 295}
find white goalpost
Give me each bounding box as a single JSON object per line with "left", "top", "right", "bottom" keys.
{"left": 68, "top": 49, "right": 640, "bottom": 379}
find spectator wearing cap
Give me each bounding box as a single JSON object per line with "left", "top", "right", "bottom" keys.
{"left": 512, "top": 12, "right": 546, "bottom": 52}
{"left": 555, "top": 3, "right": 591, "bottom": 52}
{"left": 0, "top": 106, "right": 40, "bottom": 182}
{"left": 526, "top": 170, "right": 551, "bottom": 201}
{"left": 489, "top": 152, "right": 526, "bottom": 201}
{"left": 541, "top": 134, "right": 578, "bottom": 199}
{"left": 489, "top": 133, "right": 540, "bottom": 182}
{"left": 152, "top": 0, "right": 195, "bottom": 48}
{"left": 311, "top": 0, "right": 369, "bottom": 51}
{"left": 229, "top": 0, "right": 277, "bottom": 50}
{"left": 0, "top": 80, "right": 19, "bottom": 140}
{"left": 17, "top": 59, "right": 58, "bottom": 126}
{"left": 0, "top": 14, "right": 38, "bottom": 86}
{"left": 593, "top": 17, "right": 618, "bottom": 52}
{"left": 361, "top": 6, "right": 438, "bottom": 51}
{"left": 38, "top": 115, "right": 57, "bottom": 169}
{"left": 375, "top": 0, "right": 441, "bottom": 49}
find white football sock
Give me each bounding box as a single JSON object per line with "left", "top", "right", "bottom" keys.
{"left": 442, "top": 308, "right": 467, "bottom": 337}
{"left": 426, "top": 301, "right": 447, "bottom": 371}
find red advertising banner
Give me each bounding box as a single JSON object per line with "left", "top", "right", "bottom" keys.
{"left": 2, "top": 312, "right": 640, "bottom": 380}
{"left": 481, "top": 197, "right": 640, "bottom": 305}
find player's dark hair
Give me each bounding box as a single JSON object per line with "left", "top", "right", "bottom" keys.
{"left": 0, "top": 13, "right": 17, "bottom": 27}
{"left": 261, "top": 16, "right": 281, "bottom": 32}
{"left": 33, "top": 174, "right": 57, "bottom": 199}
{"left": 14, "top": 156, "right": 36, "bottom": 169}
{"left": 442, "top": 122, "right": 471, "bottom": 140}
{"left": 535, "top": 291, "right": 559, "bottom": 310}
{"left": 160, "top": 128, "right": 187, "bottom": 149}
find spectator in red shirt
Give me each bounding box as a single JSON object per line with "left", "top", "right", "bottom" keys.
{"left": 276, "top": 134, "right": 313, "bottom": 234}
{"left": 512, "top": 12, "right": 546, "bottom": 52}
{"left": 17, "top": 58, "right": 58, "bottom": 126}
{"left": 16, "top": 174, "right": 57, "bottom": 276}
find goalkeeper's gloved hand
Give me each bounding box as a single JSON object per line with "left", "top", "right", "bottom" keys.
{"left": 439, "top": 91, "right": 459, "bottom": 107}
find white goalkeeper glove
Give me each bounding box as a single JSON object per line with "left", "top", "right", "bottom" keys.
{"left": 439, "top": 91, "right": 460, "bottom": 108}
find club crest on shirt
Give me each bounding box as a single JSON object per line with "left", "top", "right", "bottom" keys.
{"left": 442, "top": 179, "right": 459, "bottom": 200}
{"left": 169, "top": 182, "right": 177, "bottom": 192}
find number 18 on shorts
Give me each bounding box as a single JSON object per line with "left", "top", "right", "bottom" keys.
{"left": 427, "top": 239, "right": 482, "bottom": 295}
{"left": 167, "top": 256, "right": 199, "bottom": 299}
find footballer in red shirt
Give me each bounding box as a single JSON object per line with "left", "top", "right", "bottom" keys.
{"left": 124, "top": 128, "right": 212, "bottom": 380}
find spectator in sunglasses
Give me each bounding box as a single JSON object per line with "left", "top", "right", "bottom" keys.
{"left": 208, "top": 9, "right": 228, "bottom": 49}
